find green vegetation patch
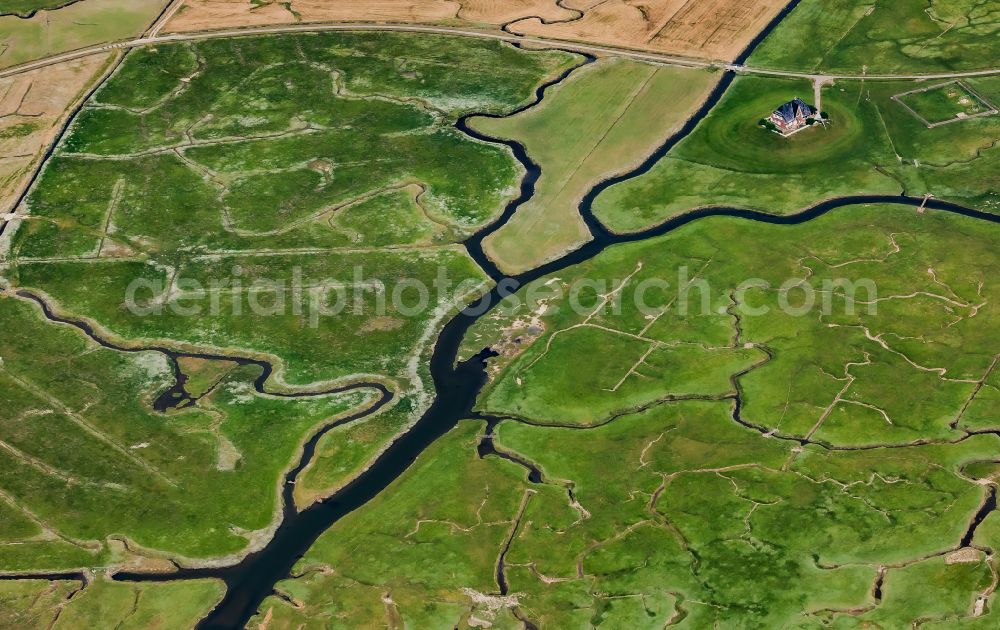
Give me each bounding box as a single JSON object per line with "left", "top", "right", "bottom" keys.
{"left": 878, "top": 76, "right": 1000, "bottom": 213}
{"left": 0, "top": 0, "right": 167, "bottom": 69}
{"left": 858, "top": 554, "right": 992, "bottom": 626}
{"left": 471, "top": 205, "right": 1000, "bottom": 445}
{"left": 258, "top": 397, "right": 999, "bottom": 627}
{"left": 0, "top": 294, "right": 378, "bottom": 565}
{"left": 0, "top": 1, "right": 81, "bottom": 17}
{"left": 256, "top": 421, "right": 534, "bottom": 628}
{"left": 0, "top": 122, "right": 40, "bottom": 139}
{"left": 471, "top": 58, "right": 717, "bottom": 273}
{"left": 896, "top": 81, "right": 998, "bottom": 126}
{"left": 0, "top": 32, "right": 578, "bottom": 572}
{"left": 592, "top": 75, "right": 899, "bottom": 232}
{"left": 8, "top": 33, "right": 576, "bottom": 387}
{"left": 10, "top": 248, "right": 488, "bottom": 387}
{"left": 51, "top": 577, "right": 225, "bottom": 630}
{"left": 593, "top": 75, "right": 1000, "bottom": 232}
{"left": 42, "top": 34, "right": 575, "bottom": 236}
{"left": 266, "top": 200, "right": 1000, "bottom": 623}
{"left": 93, "top": 44, "right": 200, "bottom": 111}
{"left": 484, "top": 324, "right": 762, "bottom": 425}
{"left": 293, "top": 394, "right": 420, "bottom": 508}
{"left": 0, "top": 579, "right": 80, "bottom": 628}
{"left": 0, "top": 576, "right": 224, "bottom": 630}
{"left": 751, "top": 0, "right": 1000, "bottom": 74}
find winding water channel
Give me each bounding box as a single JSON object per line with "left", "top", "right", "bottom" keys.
{"left": 8, "top": 1, "right": 1000, "bottom": 626}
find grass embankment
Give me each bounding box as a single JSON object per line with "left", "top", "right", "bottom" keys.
{"left": 0, "top": 0, "right": 167, "bottom": 69}
{"left": 253, "top": 204, "right": 1000, "bottom": 627}
{"left": 751, "top": 0, "right": 1000, "bottom": 74}
{"left": 593, "top": 75, "right": 1000, "bottom": 232}
{"left": 471, "top": 59, "right": 717, "bottom": 274}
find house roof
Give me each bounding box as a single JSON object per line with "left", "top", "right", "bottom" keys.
{"left": 774, "top": 98, "right": 815, "bottom": 124}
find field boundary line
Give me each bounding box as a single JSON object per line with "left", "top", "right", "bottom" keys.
{"left": 891, "top": 80, "right": 1000, "bottom": 128}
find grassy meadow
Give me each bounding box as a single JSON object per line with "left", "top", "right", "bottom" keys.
{"left": 593, "top": 75, "right": 1000, "bottom": 232}
{"left": 470, "top": 59, "right": 718, "bottom": 274}
{"left": 874, "top": 76, "right": 1000, "bottom": 213}
{"left": 751, "top": 0, "right": 1000, "bottom": 74}
{"left": 0, "top": 1, "right": 79, "bottom": 17}
{"left": 898, "top": 81, "right": 994, "bottom": 125}
{"left": 255, "top": 373, "right": 999, "bottom": 626}
{"left": 8, "top": 33, "right": 576, "bottom": 388}
{"left": 0, "top": 577, "right": 224, "bottom": 629}
{"left": 0, "top": 33, "right": 574, "bottom": 572}
{"left": 242, "top": 202, "right": 1000, "bottom": 627}
{"left": 1, "top": 18, "right": 998, "bottom": 628}
{"left": 292, "top": 394, "right": 420, "bottom": 508}
{"left": 0, "top": 294, "right": 379, "bottom": 566}
{"left": 473, "top": 204, "right": 1000, "bottom": 444}
{"left": 0, "top": 0, "right": 167, "bottom": 69}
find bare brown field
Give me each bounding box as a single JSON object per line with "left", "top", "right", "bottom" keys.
{"left": 458, "top": 0, "right": 574, "bottom": 24}
{"left": 165, "top": 0, "right": 787, "bottom": 61}
{"left": 166, "top": 0, "right": 300, "bottom": 30}
{"left": 511, "top": 0, "right": 790, "bottom": 61}
{"left": 0, "top": 53, "right": 113, "bottom": 214}
{"left": 164, "top": 0, "right": 576, "bottom": 32}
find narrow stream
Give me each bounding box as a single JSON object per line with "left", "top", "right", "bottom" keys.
{"left": 1, "top": 1, "right": 89, "bottom": 20}
{"left": 961, "top": 485, "right": 998, "bottom": 548}
{"left": 16, "top": 290, "right": 391, "bottom": 411}
{"left": 458, "top": 51, "right": 596, "bottom": 282}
